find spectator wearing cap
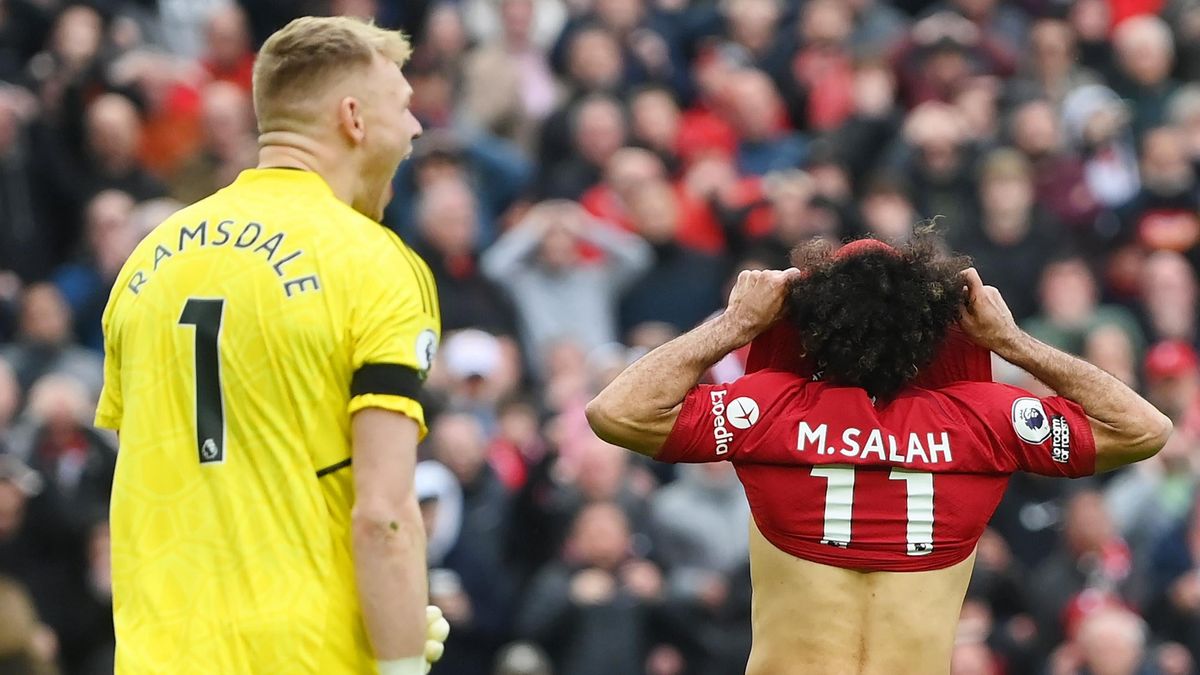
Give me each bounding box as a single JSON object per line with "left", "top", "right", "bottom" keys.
{"left": 843, "top": 0, "right": 908, "bottom": 59}
{"left": 1143, "top": 341, "right": 1200, "bottom": 432}
{"left": 429, "top": 328, "right": 523, "bottom": 434}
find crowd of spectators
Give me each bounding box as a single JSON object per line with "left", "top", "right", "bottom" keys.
{"left": 2, "top": 0, "right": 1200, "bottom": 673}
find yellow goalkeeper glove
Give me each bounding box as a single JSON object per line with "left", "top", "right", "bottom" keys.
{"left": 424, "top": 604, "right": 451, "bottom": 673}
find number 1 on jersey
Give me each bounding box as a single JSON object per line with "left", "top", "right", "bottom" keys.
{"left": 810, "top": 465, "right": 934, "bottom": 556}
{"left": 179, "top": 298, "right": 226, "bottom": 464}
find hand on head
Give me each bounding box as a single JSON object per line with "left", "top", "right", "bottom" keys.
{"left": 724, "top": 268, "right": 805, "bottom": 341}
{"left": 958, "top": 267, "right": 1020, "bottom": 352}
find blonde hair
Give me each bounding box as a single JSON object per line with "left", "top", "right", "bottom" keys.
{"left": 252, "top": 16, "right": 412, "bottom": 132}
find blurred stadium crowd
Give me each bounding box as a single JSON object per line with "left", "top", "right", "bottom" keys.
{"left": 2, "top": 0, "right": 1200, "bottom": 673}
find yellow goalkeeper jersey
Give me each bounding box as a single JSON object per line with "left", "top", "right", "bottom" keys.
{"left": 95, "top": 168, "right": 440, "bottom": 674}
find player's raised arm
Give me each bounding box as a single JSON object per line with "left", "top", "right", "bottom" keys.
{"left": 958, "top": 267, "right": 1172, "bottom": 472}
{"left": 351, "top": 408, "right": 428, "bottom": 672}
{"left": 586, "top": 268, "right": 801, "bottom": 456}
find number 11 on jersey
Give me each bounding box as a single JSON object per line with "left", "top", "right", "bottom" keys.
{"left": 179, "top": 298, "right": 226, "bottom": 465}
{"left": 811, "top": 465, "right": 935, "bottom": 556}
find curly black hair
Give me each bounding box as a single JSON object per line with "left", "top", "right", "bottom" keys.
{"left": 787, "top": 233, "right": 971, "bottom": 401}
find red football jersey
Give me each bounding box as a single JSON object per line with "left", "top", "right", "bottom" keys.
{"left": 657, "top": 370, "right": 1096, "bottom": 572}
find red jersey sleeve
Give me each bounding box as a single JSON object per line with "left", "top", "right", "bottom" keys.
{"left": 942, "top": 382, "right": 1097, "bottom": 478}
{"left": 656, "top": 369, "right": 799, "bottom": 464}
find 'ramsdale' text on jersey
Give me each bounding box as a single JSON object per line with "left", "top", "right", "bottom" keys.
{"left": 658, "top": 369, "right": 1096, "bottom": 572}
{"left": 95, "top": 169, "right": 440, "bottom": 674}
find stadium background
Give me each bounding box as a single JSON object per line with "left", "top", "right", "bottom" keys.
{"left": 2, "top": 0, "right": 1200, "bottom": 673}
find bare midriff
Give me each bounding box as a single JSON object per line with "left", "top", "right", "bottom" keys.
{"left": 745, "top": 520, "right": 975, "bottom": 675}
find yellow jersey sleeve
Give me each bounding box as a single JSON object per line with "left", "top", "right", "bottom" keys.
{"left": 95, "top": 275, "right": 127, "bottom": 430}
{"left": 347, "top": 234, "right": 440, "bottom": 439}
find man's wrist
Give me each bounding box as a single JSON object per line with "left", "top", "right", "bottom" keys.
{"left": 377, "top": 656, "right": 426, "bottom": 675}
{"left": 990, "top": 328, "right": 1031, "bottom": 360}
{"left": 713, "top": 311, "right": 759, "bottom": 347}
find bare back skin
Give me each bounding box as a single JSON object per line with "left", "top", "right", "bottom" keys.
{"left": 745, "top": 521, "right": 975, "bottom": 675}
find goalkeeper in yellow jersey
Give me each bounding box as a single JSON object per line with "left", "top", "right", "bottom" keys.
{"left": 95, "top": 15, "right": 449, "bottom": 675}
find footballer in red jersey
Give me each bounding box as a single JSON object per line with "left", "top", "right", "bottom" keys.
{"left": 587, "top": 235, "right": 1171, "bottom": 675}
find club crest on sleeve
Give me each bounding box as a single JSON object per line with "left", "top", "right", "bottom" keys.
{"left": 1011, "top": 397, "right": 1051, "bottom": 444}
{"left": 415, "top": 328, "right": 439, "bottom": 376}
